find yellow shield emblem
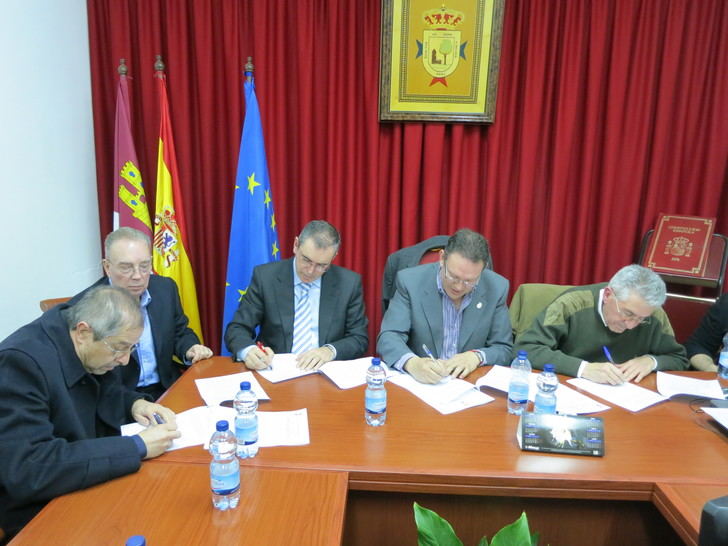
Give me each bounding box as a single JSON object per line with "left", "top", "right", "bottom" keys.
{"left": 422, "top": 30, "right": 460, "bottom": 79}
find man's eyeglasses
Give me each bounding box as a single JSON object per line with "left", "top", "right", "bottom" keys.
{"left": 102, "top": 339, "right": 139, "bottom": 358}
{"left": 442, "top": 262, "right": 480, "bottom": 289}
{"left": 107, "top": 260, "right": 152, "bottom": 276}
{"left": 613, "top": 296, "right": 651, "bottom": 325}
{"left": 298, "top": 253, "right": 331, "bottom": 273}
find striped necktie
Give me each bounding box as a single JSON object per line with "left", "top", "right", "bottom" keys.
{"left": 291, "top": 282, "right": 314, "bottom": 354}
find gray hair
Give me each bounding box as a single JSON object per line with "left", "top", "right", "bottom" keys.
{"left": 65, "top": 285, "right": 143, "bottom": 340}
{"left": 609, "top": 264, "right": 666, "bottom": 307}
{"left": 104, "top": 227, "right": 152, "bottom": 258}
{"left": 298, "top": 220, "right": 340, "bottom": 252}
{"left": 444, "top": 228, "right": 489, "bottom": 265}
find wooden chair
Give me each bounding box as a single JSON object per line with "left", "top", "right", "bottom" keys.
{"left": 508, "top": 283, "right": 573, "bottom": 340}
{"left": 39, "top": 297, "right": 71, "bottom": 312}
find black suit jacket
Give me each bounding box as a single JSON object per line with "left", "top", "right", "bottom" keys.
{"left": 224, "top": 258, "right": 368, "bottom": 360}
{"left": 69, "top": 275, "right": 200, "bottom": 390}
{"left": 0, "top": 305, "right": 143, "bottom": 536}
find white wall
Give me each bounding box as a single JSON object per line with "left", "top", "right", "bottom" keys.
{"left": 0, "top": 1, "right": 101, "bottom": 339}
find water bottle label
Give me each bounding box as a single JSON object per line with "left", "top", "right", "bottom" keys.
{"left": 366, "top": 391, "right": 387, "bottom": 414}
{"left": 236, "top": 422, "right": 258, "bottom": 444}
{"left": 211, "top": 471, "right": 240, "bottom": 495}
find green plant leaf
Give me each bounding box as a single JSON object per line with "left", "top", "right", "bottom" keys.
{"left": 478, "top": 536, "right": 490, "bottom": 546}
{"left": 489, "top": 512, "right": 533, "bottom": 546}
{"left": 413, "top": 502, "right": 464, "bottom": 546}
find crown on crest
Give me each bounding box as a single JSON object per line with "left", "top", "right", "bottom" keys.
{"left": 422, "top": 5, "right": 465, "bottom": 29}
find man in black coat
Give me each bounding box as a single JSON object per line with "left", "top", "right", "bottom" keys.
{"left": 0, "top": 286, "right": 179, "bottom": 539}
{"left": 684, "top": 293, "right": 728, "bottom": 372}
{"left": 224, "top": 220, "right": 368, "bottom": 370}
{"left": 70, "top": 227, "right": 213, "bottom": 400}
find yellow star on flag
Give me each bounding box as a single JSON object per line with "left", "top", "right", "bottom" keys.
{"left": 272, "top": 241, "right": 279, "bottom": 258}
{"left": 238, "top": 287, "right": 247, "bottom": 302}
{"left": 263, "top": 190, "right": 272, "bottom": 208}
{"left": 247, "top": 173, "right": 260, "bottom": 195}
{"left": 270, "top": 213, "right": 276, "bottom": 230}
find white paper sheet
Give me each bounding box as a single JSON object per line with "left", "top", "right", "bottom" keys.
{"left": 475, "top": 365, "right": 610, "bottom": 414}
{"left": 318, "top": 357, "right": 395, "bottom": 389}
{"left": 203, "top": 408, "right": 310, "bottom": 448}
{"left": 567, "top": 378, "right": 666, "bottom": 412}
{"left": 194, "top": 371, "right": 270, "bottom": 407}
{"left": 703, "top": 407, "right": 728, "bottom": 430}
{"left": 255, "top": 353, "right": 318, "bottom": 383}
{"left": 655, "top": 371, "right": 725, "bottom": 399}
{"left": 388, "top": 372, "right": 494, "bottom": 414}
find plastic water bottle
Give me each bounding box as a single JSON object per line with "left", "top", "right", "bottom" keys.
{"left": 719, "top": 333, "right": 728, "bottom": 380}
{"left": 125, "top": 536, "right": 146, "bottom": 546}
{"left": 365, "top": 357, "right": 387, "bottom": 426}
{"left": 209, "top": 420, "right": 240, "bottom": 510}
{"left": 234, "top": 381, "right": 259, "bottom": 458}
{"left": 533, "top": 364, "right": 559, "bottom": 414}
{"left": 507, "top": 350, "right": 531, "bottom": 415}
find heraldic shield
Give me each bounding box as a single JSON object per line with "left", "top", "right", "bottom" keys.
{"left": 422, "top": 30, "right": 460, "bottom": 78}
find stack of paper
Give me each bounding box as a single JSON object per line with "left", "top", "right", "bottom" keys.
{"left": 194, "top": 371, "right": 270, "bottom": 407}
{"left": 388, "top": 373, "right": 493, "bottom": 414}
{"left": 655, "top": 371, "right": 725, "bottom": 399}
{"left": 567, "top": 378, "right": 666, "bottom": 412}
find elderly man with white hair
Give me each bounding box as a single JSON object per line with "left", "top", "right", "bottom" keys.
{"left": 514, "top": 264, "right": 688, "bottom": 385}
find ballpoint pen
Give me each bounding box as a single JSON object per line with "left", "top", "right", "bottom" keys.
{"left": 422, "top": 344, "right": 448, "bottom": 380}
{"left": 257, "top": 341, "right": 273, "bottom": 370}
{"left": 602, "top": 345, "right": 614, "bottom": 363}
{"left": 153, "top": 412, "right": 165, "bottom": 425}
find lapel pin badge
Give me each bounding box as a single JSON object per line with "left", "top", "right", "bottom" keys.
{"left": 476, "top": 302, "right": 483, "bottom": 309}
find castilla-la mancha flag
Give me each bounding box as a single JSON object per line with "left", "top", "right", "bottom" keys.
{"left": 113, "top": 62, "right": 152, "bottom": 235}
{"left": 152, "top": 68, "right": 204, "bottom": 341}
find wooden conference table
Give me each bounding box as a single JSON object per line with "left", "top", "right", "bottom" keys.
{"left": 11, "top": 358, "right": 728, "bottom": 545}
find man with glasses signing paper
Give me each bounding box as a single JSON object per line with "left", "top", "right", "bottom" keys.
{"left": 515, "top": 264, "right": 688, "bottom": 385}
{"left": 70, "top": 227, "right": 212, "bottom": 400}
{"left": 378, "top": 229, "right": 513, "bottom": 384}
{"left": 225, "top": 220, "right": 368, "bottom": 370}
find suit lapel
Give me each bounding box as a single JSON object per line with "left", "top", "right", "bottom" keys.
{"left": 419, "top": 265, "right": 444, "bottom": 357}
{"left": 319, "top": 269, "right": 338, "bottom": 345}
{"left": 275, "top": 261, "right": 295, "bottom": 351}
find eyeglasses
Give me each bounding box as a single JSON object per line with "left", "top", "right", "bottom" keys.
{"left": 107, "top": 260, "right": 152, "bottom": 276}
{"left": 442, "top": 262, "right": 480, "bottom": 289}
{"left": 613, "top": 296, "right": 651, "bottom": 325}
{"left": 102, "top": 339, "right": 139, "bottom": 358}
{"left": 298, "top": 253, "right": 331, "bottom": 273}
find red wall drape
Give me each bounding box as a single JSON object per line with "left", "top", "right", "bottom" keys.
{"left": 87, "top": 0, "right": 728, "bottom": 353}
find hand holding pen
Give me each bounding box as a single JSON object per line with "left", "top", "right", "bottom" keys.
{"left": 403, "top": 344, "right": 447, "bottom": 384}
{"left": 256, "top": 341, "right": 274, "bottom": 370}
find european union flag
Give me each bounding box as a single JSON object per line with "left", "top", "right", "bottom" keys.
{"left": 220, "top": 73, "right": 280, "bottom": 355}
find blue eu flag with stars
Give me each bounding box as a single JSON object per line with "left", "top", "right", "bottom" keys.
{"left": 221, "top": 74, "right": 280, "bottom": 355}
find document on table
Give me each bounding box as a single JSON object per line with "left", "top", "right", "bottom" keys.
{"left": 567, "top": 378, "right": 666, "bottom": 412}
{"left": 388, "top": 373, "right": 493, "bottom": 414}
{"left": 202, "top": 408, "right": 310, "bottom": 449}
{"left": 121, "top": 405, "right": 233, "bottom": 451}
{"left": 475, "top": 365, "right": 610, "bottom": 415}
{"left": 655, "top": 371, "right": 725, "bottom": 399}
{"left": 703, "top": 407, "right": 728, "bottom": 431}
{"left": 194, "top": 371, "right": 270, "bottom": 407}
{"left": 256, "top": 354, "right": 394, "bottom": 389}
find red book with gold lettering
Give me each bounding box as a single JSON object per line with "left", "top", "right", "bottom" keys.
{"left": 645, "top": 214, "right": 715, "bottom": 277}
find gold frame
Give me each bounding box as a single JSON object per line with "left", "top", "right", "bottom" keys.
{"left": 379, "top": 0, "right": 505, "bottom": 123}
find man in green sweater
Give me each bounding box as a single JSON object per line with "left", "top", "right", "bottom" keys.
{"left": 514, "top": 265, "right": 688, "bottom": 385}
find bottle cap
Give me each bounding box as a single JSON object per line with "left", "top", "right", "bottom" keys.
{"left": 543, "top": 364, "right": 555, "bottom": 372}
{"left": 240, "top": 381, "right": 251, "bottom": 390}
{"left": 372, "top": 357, "right": 381, "bottom": 366}
{"left": 126, "top": 536, "right": 146, "bottom": 546}
{"left": 517, "top": 350, "right": 528, "bottom": 358}
{"left": 216, "top": 420, "right": 229, "bottom": 431}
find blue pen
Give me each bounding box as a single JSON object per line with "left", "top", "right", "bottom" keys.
{"left": 602, "top": 346, "right": 614, "bottom": 363}
{"left": 153, "top": 413, "right": 165, "bottom": 425}
{"left": 422, "top": 344, "right": 436, "bottom": 360}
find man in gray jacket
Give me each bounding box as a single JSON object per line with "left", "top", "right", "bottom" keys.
{"left": 378, "top": 229, "right": 512, "bottom": 384}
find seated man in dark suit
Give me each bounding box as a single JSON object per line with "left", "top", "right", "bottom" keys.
{"left": 377, "top": 228, "right": 513, "bottom": 384}
{"left": 225, "top": 220, "right": 368, "bottom": 370}
{"left": 684, "top": 293, "right": 728, "bottom": 372}
{"left": 515, "top": 265, "right": 688, "bottom": 384}
{"left": 0, "top": 286, "right": 180, "bottom": 539}
{"left": 70, "top": 227, "right": 213, "bottom": 400}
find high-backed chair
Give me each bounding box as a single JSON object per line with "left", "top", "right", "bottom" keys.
{"left": 39, "top": 297, "right": 71, "bottom": 312}
{"left": 508, "top": 283, "right": 573, "bottom": 340}
{"left": 381, "top": 235, "right": 494, "bottom": 314}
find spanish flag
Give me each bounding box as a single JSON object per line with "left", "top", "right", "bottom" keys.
{"left": 152, "top": 60, "right": 204, "bottom": 342}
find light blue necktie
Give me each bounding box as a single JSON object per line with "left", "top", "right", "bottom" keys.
{"left": 291, "top": 282, "right": 313, "bottom": 354}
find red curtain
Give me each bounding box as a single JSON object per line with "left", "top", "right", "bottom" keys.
{"left": 87, "top": 0, "right": 728, "bottom": 353}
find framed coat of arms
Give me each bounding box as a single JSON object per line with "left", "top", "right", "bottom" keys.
{"left": 379, "top": 0, "right": 505, "bottom": 123}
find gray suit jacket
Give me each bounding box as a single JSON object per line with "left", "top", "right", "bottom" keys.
{"left": 224, "top": 258, "right": 368, "bottom": 360}
{"left": 377, "top": 263, "right": 512, "bottom": 367}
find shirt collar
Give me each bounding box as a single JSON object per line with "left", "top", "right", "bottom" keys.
{"left": 597, "top": 288, "right": 608, "bottom": 327}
